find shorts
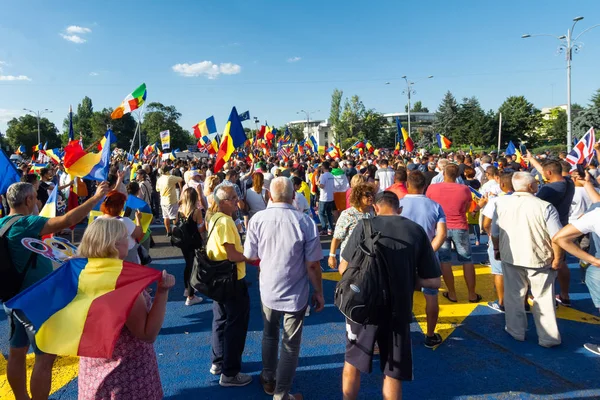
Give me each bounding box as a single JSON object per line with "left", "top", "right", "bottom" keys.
{"left": 438, "top": 229, "right": 472, "bottom": 263}
{"left": 161, "top": 203, "right": 179, "bottom": 220}
{"left": 586, "top": 266, "right": 600, "bottom": 309}
{"left": 488, "top": 241, "right": 502, "bottom": 275}
{"left": 345, "top": 319, "right": 413, "bottom": 381}
{"left": 3, "top": 305, "right": 44, "bottom": 354}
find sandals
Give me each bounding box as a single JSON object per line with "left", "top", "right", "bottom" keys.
{"left": 442, "top": 292, "right": 482, "bottom": 303}
{"left": 469, "top": 294, "right": 483, "bottom": 303}
{"left": 442, "top": 292, "right": 457, "bottom": 303}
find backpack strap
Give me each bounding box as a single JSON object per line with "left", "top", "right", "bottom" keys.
{"left": 0, "top": 215, "right": 24, "bottom": 238}
{"left": 206, "top": 216, "right": 224, "bottom": 242}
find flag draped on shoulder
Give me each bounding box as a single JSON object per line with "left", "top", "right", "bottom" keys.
{"left": 566, "top": 127, "right": 596, "bottom": 170}
{"left": 64, "top": 130, "right": 114, "bottom": 181}
{"left": 214, "top": 107, "right": 247, "bottom": 173}
{"left": 192, "top": 116, "right": 217, "bottom": 139}
{"left": 111, "top": 83, "right": 147, "bottom": 119}
{"left": 5, "top": 258, "right": 162, "bottom": 358}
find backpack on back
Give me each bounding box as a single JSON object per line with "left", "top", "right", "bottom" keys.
{"left": 334, "top": 219, "right": 391, "bottom": 325}
{"left": 0, "top": 216, "right": 36, "bottom": 302}
{"left": 478, "top": 166, "right": 489, "bottom": 185}
{"left": 171, "top": 212, "right": 202, "bottom": 250}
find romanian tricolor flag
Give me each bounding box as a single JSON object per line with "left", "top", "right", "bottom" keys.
{"left": 327, "top": 144, "right": 341, "bottom": 159}
{"left": 98, "top": 130, "right": 117, "bottom": 152}
{"left": 396, "top": 118, "right": 414, "bottom": 153}
{"left": 5, "top": 258, "right": 162, "bottom": 358}
{"left": 45, "top": 148, "right": 63, "bottom": 164}
{"left": 436, "top": 133, "right": 452, "bottom": 150}
{"left": 365, "top": 141, "right": 374, "bottom": 153}
{"left": 29, "top": 163, "right": 47, "bottom": 175}
{"left": 33, "top": 143, "right": 41, "bottom": 153}
{"left": 15, "top": 145, "right": 26, "bottom": 155}
{"left": 89, "top": 195, "right": 153, "bottom": 234}
{"left": 214, "top": 107, "right": 247, "bottom": 173}
{"left": 111, "top": 83, "right": 147, "bottom": 119}
{"left": 307, "top": 136, "right": 318, "bottom": 153}
{"left": 64, "top": 130, "right": 113, "bottom": 181}
{"left": 192, "top": 116, "right": 217, "bottom": 139}
{"left": 39, "top": 185, "right": 58, "bottom": 219}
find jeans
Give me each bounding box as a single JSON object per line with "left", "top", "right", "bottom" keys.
{"left": 470, "top": 224, "right": 481, "bottom": 243}
{"left": 318, "top": 201, "right": 335, "bottom": 232}
{"left": 261, "top": 304, "right": 306, "bottom": 400}
{"left": 439, "top": 229, "right": 473, "bottom": 262}
{"left": 211, "top": 280, "right": 250, "bottom": 377}
{"left": 182, "top": 248, "right": 195, "bottom": 295}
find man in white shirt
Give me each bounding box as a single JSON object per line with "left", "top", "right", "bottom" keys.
{"left": 480, "top": 166, "right": 503, "bottom": 197}
{"left": 318, "top": 161, "right": 335, "bottom": 236}
{"left": 475, "top": 155, "right": 493, "bottom": 184}
{"left": 374, "top": 159, "right": 395, "bottom": 192}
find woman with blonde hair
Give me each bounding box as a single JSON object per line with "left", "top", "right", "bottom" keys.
{"left": 177, "top": 187, "right": 205, "bottom": 306}
{"left": 345, "top": 174, "right": 366, "bottom": 210}
{"left": 77, "top": 218, "right": 175, "bottom": 399}
{"left": 204, "top": 175, "right": 221, "bottom": 210}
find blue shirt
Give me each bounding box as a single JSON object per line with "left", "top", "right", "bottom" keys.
{"left": 399, "top": 194, "right": 446, "bottom": 241}
{"left": 430, "top": 172, "right": 465, "bottom": 185}
{"left": 243, "top": 203, "right": 322, "bottom": 312}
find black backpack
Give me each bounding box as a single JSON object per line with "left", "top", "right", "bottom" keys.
{"left": 334, "top": 219, "right": 392, "bottom": 325}
{"left": 0, "top": 216, "right": 37, "bottom": 302}
{"left": 171, "top": 211, "right": 202, "bottom": 250}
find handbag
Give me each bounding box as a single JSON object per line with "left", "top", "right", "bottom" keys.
{"left": 190, "top": 216, "right": 238, "bottom": 303}
{"left": 137, "top": 243, "right": 152, "bottom": 265}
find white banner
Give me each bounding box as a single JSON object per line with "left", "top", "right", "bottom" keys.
{"left": 160, "top": 130, "right": 170, "bottom": 150}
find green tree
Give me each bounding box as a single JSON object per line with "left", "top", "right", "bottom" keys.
{"left": 433, "top": 91, "right": 459, "bottom": 139}
{"left": 589, "top": 89, "right": 600, "bottom": 109}
{"left": 497, "top": 96, "right": 542, "bottom": 147}
{"left": 539, "top": 107, "right": 567, "bottom": 144}
{"left": 329, "top": 89, "right": 343, "bottom": 142}
{"left": 573, "top": 106, "right": 600, "bottom": 139}
{"left": 62, "top": 96, "right": 95, "bottom": 144}
{"left": 6, "top": 115, "right": 61, "bottom": 153}
{"left": 453, "top": 97, "right": 494, "bottom": 146}
{"left": 405, "top": 100, "right": 429, "bottom": 113}
{"left": 287, "top": 124, "right": 304, "bottom": 142}
{"left": 142, "top": 102, "right": 194, "bottom": 151}
{"left": 359, "top": 110, "right": 387, "bottom": 145}
{"left": 339, "top": 95, "right": 366, "bottom": 141}
{"left": 89, "top": 108, "right": 137, "bottom": 150}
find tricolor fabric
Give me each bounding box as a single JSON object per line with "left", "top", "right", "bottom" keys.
{"left": 214, "top": 107, "right": 248, "bottom": 173}
{"left": 5, "top": 258, "right": 162, "bottom": 358}
{"left": 365, "top": 141, "right": 374, "bottom": 153}
{"left": 192, "top": 116, "right": 217, "bottom": 139}
{"left": 396, "top": 118, "right": 414, "bottom": 153}
{"left": 39, "top": 185, "right": 58, "bottom": 218}
{"left": 505, "top": 141, "right": 517, "bottom": 156}
{"left": 33, "top": 143, "right": 41, "bottom": 153}
{"left": 566, "top": 127, "right": 596, "bottom": 170}
{"left": 198, "top": 134, "right": 219, "bottom": 155}
{"left": 0, "top": 149, "right": 21, "bottom": 194}
{"left": 111, "top": 83, "right": 147, "bottom": 119}
{"left": 29, "top": 163, "right": 47, "bottom": 175}
{"left": 45, "top": 149, "right": 63, "bottom": 164}
{"left": 307, "top": 136, "right": 318, "bottom": 153}
{"left": 89, "top": 195, "right": 153, "bottom": 233}
{"left": 16, "top": 145, "right": 26, "bottom": 155}
{"left": 436, "top": 133, "right": 452, "bottom": 150}
{"left": 64, "top": 130, "right": 114, "bottom": 182}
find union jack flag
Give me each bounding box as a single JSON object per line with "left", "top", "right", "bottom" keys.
{"left": 566, "top": 127, "right": 596, "bottom": 170}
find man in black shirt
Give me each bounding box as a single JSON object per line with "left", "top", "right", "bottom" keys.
{"left": 339, "top": 191, "right": 441, "bottom": 399}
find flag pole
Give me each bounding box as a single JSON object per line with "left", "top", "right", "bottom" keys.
{"left": 497, "top": 112, "right": 502, "bottom": 154}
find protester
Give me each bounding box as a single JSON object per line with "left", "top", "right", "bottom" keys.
{"left": 345, "top": 174, "right": 366, "bottom": 210}
{"left": 318, "top": 161, "right": 335, "bottom": 236}
{"left": 244, "top": 177, "right": 324, "bottom": 399}
{"left": 76, "top": 218, "right": 175, "bottom": 399}
{"left": 386, "top": 167, "right": 408, "bottom": 201}
{"left": 427, "top": 164, "right": 481, "bottom": 303}
{"left": 136, "top": 169, "right": 153, "bottom": 206}
{"left": 374, "top": 158, "right": 395, "bottom": 192}
{"left": 156, "top": 165, "right": 183, "bottom": 237}
{"left": 206, "top": 185, "right": 251, "bottom": 387}
{"left": 245, "top": 172, "right": 269, "bottom": 219}
{"left": 332, "top": 161, "right": 350, "bottom": 216}
{"left": 2, "top": 181, "right": 109, "bottom": 400}
{"left": 292, "top": 176, "right": 311, "bottom": 214}
{"left": 339, "top": 191, "right": 441, "bottom": 399}
{"left": 430, "top": 159, "right": 466, "bottom": 185}
{"left": 328, "top": 182, "right": 375, "bottom": 270}
{"left": 491, "top": 172, "right": 563, "bottom": 347}
{"left": 464, "top": 166, "right": 482, "bottom": 246}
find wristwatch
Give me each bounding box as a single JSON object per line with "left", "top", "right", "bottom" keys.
{"left": 329, "top": 253, "right": 336, "bottom": 258}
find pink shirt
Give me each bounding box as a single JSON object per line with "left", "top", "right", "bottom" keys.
{"left": 345, "top": 188, "right": 352, "bottom": 209}
{"left": 426, "top": 183, "right": 471, "bottom": 230}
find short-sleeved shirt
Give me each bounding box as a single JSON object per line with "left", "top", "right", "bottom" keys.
{"left": 0, "top": 215, "right": 53, "bottom": 290}
{"left": 341, "top": 216, "right": 441, "bottom": 325}
{"left": 374, "top": 167, "right": 395, "bottom": 192}
{"left": 580, "top": 204, "right": 600, "bottom": 258}
{"left": 319, "top": 172, "right": 335, "bottom": 202}
{"left": 334, "top": 207, "right": 373, "bottom": 255}
{"left": 156, "top": 175, "right": 182, "bottom": 205}
{"left": 386, "top": 183, "right": 408, "bottom": 201}
{"left": 244, "top": 203, "right": 322, "bottom": 312}
{"left": 399, "top": 195, "right": 446, "bottom": 242}
{"left": 206, "top": 212, "right": 246, "bottom": 279}
{"left": 426, "top": 182, "right": 472, "bottom": 230}
{"left": 536, "top": 178, "right": 575, "bottom": 226}
{"left": 571, "top": 207, "right": 600, "bottom": 238}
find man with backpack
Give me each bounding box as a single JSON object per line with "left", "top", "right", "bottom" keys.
{"left": 338, "top": 191, "right": 441, "bottom": 399}
{"left": 1, "top": 181, "right": 109, "bottom": 400}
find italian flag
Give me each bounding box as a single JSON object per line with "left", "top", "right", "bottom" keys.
{"left": 111, "top": 83, "right": 147, "bottom": 119}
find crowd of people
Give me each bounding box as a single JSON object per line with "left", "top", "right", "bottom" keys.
{"left": 2, "top": 144, "right": 600, "bottom": 399}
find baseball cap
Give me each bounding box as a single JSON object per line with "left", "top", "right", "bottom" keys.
{"left": 407, "top": 163, "right": 419, "bottom": 171}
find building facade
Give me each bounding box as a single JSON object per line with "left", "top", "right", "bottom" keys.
{"left": 287, "top": 119, "right": 332, "bottom": 147}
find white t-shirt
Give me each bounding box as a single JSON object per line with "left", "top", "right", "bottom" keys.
{"left": 481, "top": 180, "right": 502, "bottom": 197}
{"left": 571, "top": 208, "right": 600, "bottom": 236}
{"left": 319, "top": 172, "right": 335, "bottom": 202}
{"left": 569, "top": 186, "right": 594, "bottom": 224}
{"left": 375, "top": 167, "right": 395, "bottom": 192}
{"left": 293, "top": 192, "right": 310, "bottom": 213}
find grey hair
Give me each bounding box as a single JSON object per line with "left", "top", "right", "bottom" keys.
{"left": 214, "top": 185, "right": 235, "bottom": 207}
{"left": 512, "top": 172, "right": 536, "bottom": 192}
{"left": 270, "top": 177, "right": 294, "bottom": 204}
{"left": 437, "top": 158, "right": 449, "bottom": 169}
{"left": 481, "top": 155, "right": 492, "bottom": 164}
{"left": 6, "top": 182, "right": 35, "bottom": 209}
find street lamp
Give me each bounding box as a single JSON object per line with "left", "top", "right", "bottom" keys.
{"left": 22, "top": 108, "right": 52, "bottom": 144}
{"left": 522, "top": 16, "right": 599, "bottom": 152}
{"left": 297, "top": 109, "right": 320, "bottom": 139}
{"left": 386, "top": 75, "right": 433, "bottom": 138}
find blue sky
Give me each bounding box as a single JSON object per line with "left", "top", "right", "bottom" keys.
{"left": 1, "top": 0, "right": 600, "bottom": 136}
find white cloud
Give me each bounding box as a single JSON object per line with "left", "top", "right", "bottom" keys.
{"left": 0, "top": 109, "right": 23, "bottom": 122}
{"left": 60, "top": 33, "right": 86, "bottom": 44}
{"left": 287, "top": 56, "right": 301, "bottom": 63}
{"left": 66, "top": 25, "right": 91, "bottom": 34}
{"left": 89, "top": 71, "right": 99, "bottom": 76}
{"left": 172, "top": 61, "right": 241, "bottom": 79}
{"left": 0, "top": 75, "right": 31, "bottom": 81}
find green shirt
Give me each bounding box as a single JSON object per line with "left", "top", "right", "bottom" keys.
{"left": 0, "top": 214, "right": 53, "bottom": 290}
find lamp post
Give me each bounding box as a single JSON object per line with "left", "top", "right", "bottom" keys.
{"left": 522, "top": 16, "right": 599, "bottom": 152}
{"left": 23, "top": 108, "right": 52, "bottom": 144}
{"left": 297, "top": 109, "right": 320, "bottom": 140}
{"left": 386, "top": 75, "right": 433, "bottom": 138}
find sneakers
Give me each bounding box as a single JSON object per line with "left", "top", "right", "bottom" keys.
{"left": 327, "top": 229, "right": 333, "bottom": 235}
{"left": 219, "top": 372, "right": 252, "bottom": 387}
{"left": 487, "top": 301, "right": 505, "bottom": 313}
{"left": 584, "top": 343, "right": 600, "bottom": 355}
{"left": 305, "top": 305, "right": 311, "bottom": 317}
{"left": 319, "top": 230, "right": 328, "bottom": 237}
{"left": 210, "top": 364, "right": 222, "bottom": 375}
{"left": 183, "top": 289, "right": 189, "bottom": 297}
{"left": 259, "top": 373, "right": 276, "bottom": 395}
{"left": 185, "top": 296, "right": 203, "bottom": 306}
{"left": 424, "top": 333, "right": 443, "bottom": 349}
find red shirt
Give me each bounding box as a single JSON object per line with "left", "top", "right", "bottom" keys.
{"left": 426, "top": 182, "right": 471, "bottom": 230}
{"left": 386, "top": 182, "right": 408, "bottom": 201}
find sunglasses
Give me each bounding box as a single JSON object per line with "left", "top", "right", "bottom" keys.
{"left": 363, "top": 192, "right": 374, "bottom": 198}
